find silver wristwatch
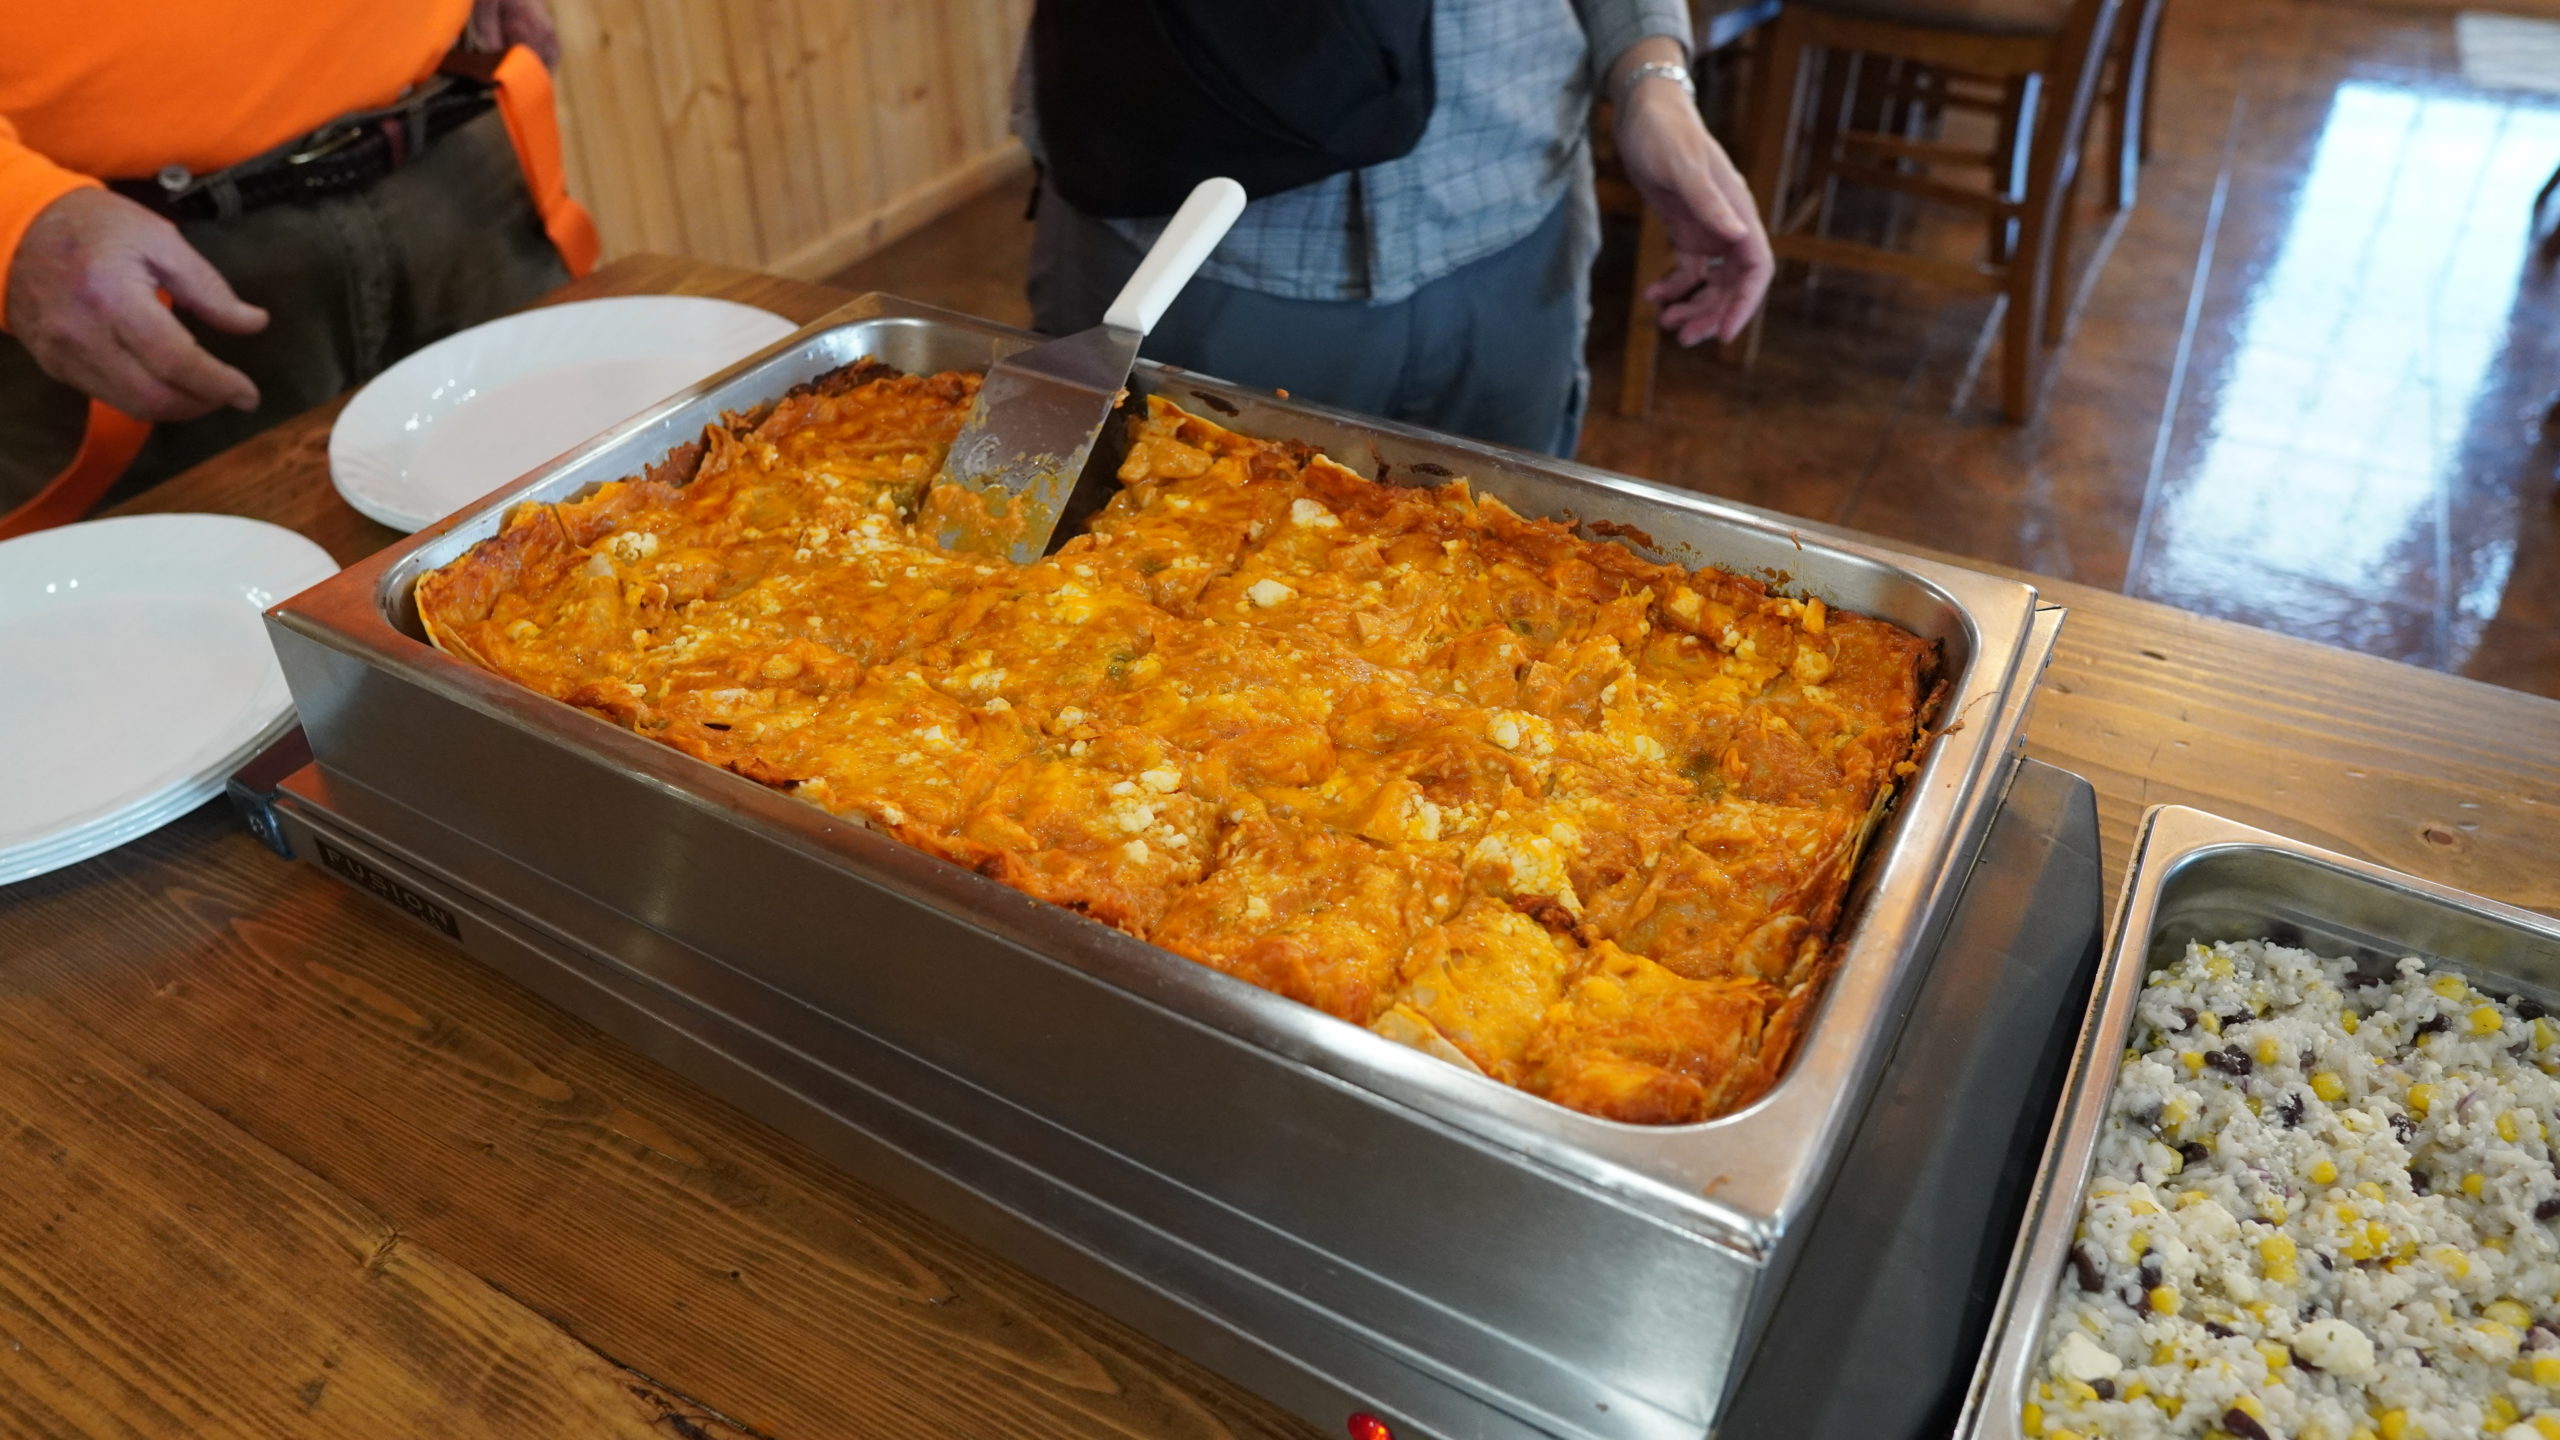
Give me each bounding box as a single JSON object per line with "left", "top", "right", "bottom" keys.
{"left": 1612, "top": 59, "right": 1696, "bottom": 110}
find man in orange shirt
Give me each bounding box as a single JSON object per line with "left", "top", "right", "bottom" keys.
{"left": 0, "top": 0, "right": 590, "bottom": 513}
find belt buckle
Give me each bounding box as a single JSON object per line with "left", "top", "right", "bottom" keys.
{"left": 286, "top": 123, "right": 366, "bottom": 167}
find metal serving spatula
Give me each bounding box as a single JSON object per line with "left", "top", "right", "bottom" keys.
{"left": 924, "top": 176, "right": 1247, "bottom": 564}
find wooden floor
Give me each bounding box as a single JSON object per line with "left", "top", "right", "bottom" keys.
{"left": 832, "top": 0, "right": 2560, "bottom": 705}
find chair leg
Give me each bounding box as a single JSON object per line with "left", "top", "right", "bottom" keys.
{"left": 1988, "top": 75, "right": 2032, "bottom": 265}
{"left": 1730, "top": 5, "right": 1812, "bottom": 368}
{"left": 2045, "top": 160, "right": 2084, "bottom": 344}
{"left": 1618, "top": 210, "right": 1673, "bottom": 417}
{"left": 2110, "top": 0, "right": 2163, "bottom": 209}
{"left": 2005, "top": 0, "right": 2126, "bottom": 421}
{"left": 2137, "top": 0, "right": 2164, "bottom": 163}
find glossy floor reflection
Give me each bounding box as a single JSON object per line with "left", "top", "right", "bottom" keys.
{"left": 834, "top": 0, "right": 2560, "bottom": 703}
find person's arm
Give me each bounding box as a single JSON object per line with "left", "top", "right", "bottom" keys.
{"left": 1580, "top": 5, "right": 1777, "bottom": 346}
{"left": 0, "top": 116, "right": 268, "bottom": 421}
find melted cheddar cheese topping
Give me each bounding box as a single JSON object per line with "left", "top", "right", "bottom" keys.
{"left": 416, "top": 365, "right": 1934, "bottom": 1124}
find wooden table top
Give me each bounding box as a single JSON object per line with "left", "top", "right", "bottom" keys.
{"left": 5, "top": 255, "right": 2556, "bottom": 1439}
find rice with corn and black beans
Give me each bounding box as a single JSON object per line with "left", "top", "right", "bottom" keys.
{"left": 2030, "top": 939, "right": 2560, "bottom": 1440}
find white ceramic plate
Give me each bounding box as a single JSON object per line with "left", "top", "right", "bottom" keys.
{"left": 0, "top": 514, "right": 337, "bottom": 885}
{"left": 329, "top": 295, "right": 795, "bottom": 533}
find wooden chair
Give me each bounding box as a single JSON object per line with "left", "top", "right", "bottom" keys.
{"left": 1734, "top": 0, "right": 2126, "bottom": 422}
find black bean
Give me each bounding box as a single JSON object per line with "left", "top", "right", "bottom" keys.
{"left": 2350, "top": 971, "right": 2385, "bottom": 988}
{"left": 2520, "top": 997, "right": 2548, "bottom": 1021}
{"left": 2300, "top": 1047, "right": 2317, "bottom": 1071}
{"left": 2531, "top": 1325, "right": 2559, "bottom": 1352}
{"left": 2411, "top": 1169, "right": 2432, "bottom": 1195}
{"left": 2418, "top": 1349, "right": 2435, "bottom": 1368}
{"left": 2122, "top": 1284, "right": 2147, "bottom": 1311}
{"left": 2536, "top": 1195, "right": 2560, "bottom": 1222}
{"left": 2416, "top": 1013, "right": 2450, "bottom": 1038}
{"left": 2225, "top": 1408, "right": 2273, "bottom": 1440}
{"left": 2180, "top": 1141, "right": 2212, "bottom": 1167}
{"left": 2204, "top": 1320, "right": 2237, "bottom": 1338}
{"left": 2393, "top": 1114, "right": 2417, "bottom": 1143}
{"left": 2317, "top": 1250, "right": 2335, "bottom": 1270}
{"left": 2070, "top": 1244, "right": 2104, "bottom": 1292}
{"left": 2278, "top": 1093, "right": 2305, "bottom": 1128}
{"left": 2206, "top": 1046, "right": 2253, "bottom": 1076}
{"left": 2138, "top": 1251, "right": 2163, "bottom": 1291}
{"left": 2221, "top": 1011, "right": 2252, "bottom": 1030}
{"left": 2291, "top": 1345, "right": 2322, "bottom": 1372}
{"left": 2091, "top": 1379, "right": 2115, "bottom": 1401}
{"left": 2175, "top": 1007, "right": 2199, "bottom": 1030}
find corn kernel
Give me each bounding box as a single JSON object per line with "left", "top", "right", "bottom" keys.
{"left": 2532, "top": 1414, "right": 2560, "bottom": 1440}
{"left": 2120, "top": 1380, "right": 2149, "bottom": 1402}
{"left": 2021, "top": 1401, "right": 2044, "bottom": 1436}
{"left": 2259, "top": 1340, "right": 2292, "bottom": 1372}
{"left": 2153, "top": 1341, "right": 2178, "bottom": 1365}
{"left": 2537, "top": 1017, "right": 2559, "bottom": 1049}
{"left": 2047, "top": 1430, "right": 2081, "bottom": 1440}
{"left": 2474, "top": 1004, "right": 2507, "bottom": 1035}
{"left": 2201, "top": 1011, "right": 2224, "bottom": 1034}
{"left": 2257, "top": 1034, "right": 2283, "bottom": 1065}
{"left": 2503, "top": 1111, "right": 2523, "bottom": 1143}
{"left": 2313, "top": 1071, "right": 2348, "bottom": 1101}
{"left": 2410, "top": 1083, "right": 2437, "bottom": 1118}
{"left": 2350, "top": 1429, "right": 2378, "bottom": 1440}
{"left": 2534, "top": 1355, "right": 2560, "bottom": 1386}
{"left": 2310, "top": 1159, "right": 2339, "bottom": 1185}
{"left": 2158, "top": 1393, "right": 2183, "bottom": 1418}
{"left": 2358, "top": 1180, "right": 2387, "bottom": 1201}
{"left": 2483, "top": 1320, "right": 2519, "bottom": 1348}
{"left": 2495, "top": 1395, "right": 2522, "bottom": 1425}
{"left": 2061, "top": 1379, "right": 2098, "bottom": 1404}
{"left": 2436, "top": 974, "right": 2469, "bottom": 1000}
{"left": 2466, "top": 1172, "right": 2488, "bottom": 1198}
{"left": 2182, "top": 1051, "right": 2207, "bottom": 1073}
{"left": 2233, "top": 1395, "right": 2269, "bottom": 1421}
{"left": 2489, "top": 1299, "right": 2534, "bottom": 1328}
{"left": 2261, "top": 1234, "right": 2300, "bottom": 1283}
{"left": 2149, "top": 1285, "right": 2180, "bottom": 1315}
{"left": 2343, "top": 1011, "right": 2361, "bottom": 1034}
{"left": 2429, "top": 1244, "right": 2472, "bottom": 1277}
{"left": 2379, "top": 1408, "right": 2410, "bottom": 1440}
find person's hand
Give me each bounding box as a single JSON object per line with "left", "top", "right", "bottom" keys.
{"left": 5, "top": 188, "right": 268, "bottom": 422}
{"left": 1613, "top": 62, "right": 1775, "bottom": 346}
{"left": 469, "top": 0, "right": 562, "bottom": 69}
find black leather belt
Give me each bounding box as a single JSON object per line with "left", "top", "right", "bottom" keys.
{"left": 107, "top": 72, "right": 497, "bottom": 224}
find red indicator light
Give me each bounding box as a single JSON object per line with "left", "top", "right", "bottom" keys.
{"left": 1346, "top": 1413, "right": 1394, "bottom": 1440}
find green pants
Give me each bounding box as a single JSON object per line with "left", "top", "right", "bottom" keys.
{"left": 0, "top": 108, "right": 568, "bottom": 511}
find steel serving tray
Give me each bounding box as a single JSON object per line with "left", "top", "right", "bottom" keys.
{"left": 266, "top": 293, "right": 2047, "bottom": 1437}
{"left": 1957, "top": 806, "right": 2560, "bottom": 1440}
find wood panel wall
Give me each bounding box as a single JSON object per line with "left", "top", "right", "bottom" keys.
{"left": 547, "top": 0, "right": 1032, "bottom": 279}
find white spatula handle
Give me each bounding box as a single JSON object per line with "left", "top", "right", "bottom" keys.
{"left": 1101, "top": 177, "right": 1248, "bottom": 335}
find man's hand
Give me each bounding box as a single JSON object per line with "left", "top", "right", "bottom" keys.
{"left": 468, "top": 0, "right": 562, "bottom": 69}
{"left": 6, "top": 189, "right": 268, "bottom": 422}
{"left": 1610, "top": 43, "right": 1775, "bottom": 347}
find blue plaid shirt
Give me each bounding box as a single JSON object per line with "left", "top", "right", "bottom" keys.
{"left": 1016, "top": 0, "right": 1692, "bottom": 304}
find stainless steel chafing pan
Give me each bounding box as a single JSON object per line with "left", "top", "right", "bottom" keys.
{"left": 1957, "top": 805, "right": 2560, "bottom": 1440}
{"left": 266, "top": 293, "right": 2048, "bottom": 1439}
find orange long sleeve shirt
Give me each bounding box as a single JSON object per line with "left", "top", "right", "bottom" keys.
{"left": 0, "top": 0, "right": 471, "bottom": 331}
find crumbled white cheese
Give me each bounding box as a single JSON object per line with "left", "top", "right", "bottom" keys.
{"left": 1247, "top": 578, "right": 1295, "bottom": 608}
{"left": 1289, "top": 497, "right": 1341, "bottom": 529}
{"left": 1121, "top": 839, "right": 1152, "bottom": 863}
{"left": 2291, "top": 1319, "right": 2376, "bottom": 1379}
{"left": 1138, "top": 767, "right": 1182, "bottom": 793}
{"left": 2049, "top": 1332, "right": 2122, "bottom": 1384}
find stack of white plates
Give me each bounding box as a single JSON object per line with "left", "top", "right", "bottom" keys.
{"left": 0, "top": 513, "right": 338, "bottom": 886}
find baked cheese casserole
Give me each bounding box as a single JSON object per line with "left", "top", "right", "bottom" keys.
{"left": 416, "top": 362, "right": 1935, "bottom": 1124}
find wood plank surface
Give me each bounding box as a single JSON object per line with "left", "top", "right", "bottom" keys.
{"left": 6, "top": 254, "right": 2558, "bottom": 1439}
{"left": 544, "top": 0, "right": 1032, "bottom": 277}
